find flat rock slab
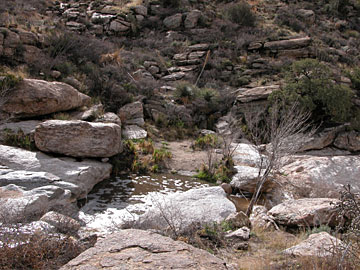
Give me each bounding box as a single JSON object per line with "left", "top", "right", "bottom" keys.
{"left": 136, "top": 187, "right": 236, "bottom": 233}
{"left": 0, "top": 145, "right": 112, "bottom": 199}
{"left": 35, "top": 120, "right": 122, "bottom": 158}
{"left": 236, "top": 85, "right": 280, "bottom": 103}
{"left": 60, "top": 229, "right": 229, "bottom": 270}
{"left": 1, "top": 79, "right": 90, "bottom": 119}
{"left": 283, "top": 232, "right": 343, "bottom": 257}
{"left": 268, "top": 198, "right": 340, "bottom": 227}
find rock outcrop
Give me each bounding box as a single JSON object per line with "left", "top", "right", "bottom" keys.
{"left": 1, "top": 79, "right": 91, "bottom": 119}
{"left": 35, "top": 120, "right": 122, "bottom": 158}
{"left": 0, "top": 145, "right": 112, "bottom": 199}
{"left": 268, "top": 198, "right": 340, "bottom": 227}
{"left": 60, "top": 229, "right": 229, "bottom": 270}
{"left": 283, "top": 232, "right": 343, "bottom": 257}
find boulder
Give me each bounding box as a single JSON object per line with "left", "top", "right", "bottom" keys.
{"left": 300, "top": 126, "right": 342, "bottom": 151}
{"left": 184, "top": 10, "right": 201, "bottom": 29}
{"left": 18, "top": 30, "right": 38, "bottom": 45}
{"left": 283, "top": 232, "right": 343, "bottom": 257}
{"left": 60, "top": 229, "right": 228, "bottom": 270}
{"left": 162, "top": 72, "right": 186, "bottom": 81}
{"left": 0, "top": 145, "right": 112, "bottom": 199}
{"left": 117, "top": 101, "right": 144, "bottom": 126}
{"left": 1, "top": 79, "right": 90, "bottom": 119}
{"left": 280, "top": 155, "right": 360, "bottom": 197}
{"left": 231, "top": 166, "right": 274, "bottom": 193}
{"left": 96, "top": 112, "right": 121, "bottom": 125}
{"left": 163, "top": 13, "right": 183, "bottom": 29}
{"left": 232, "top": 143, "right": 264, "bottom": 167}
{"left": 132, "top": 5, "right": 147, "bottom": 16}
{"left": 236, "top": 85, "right": 280, "bottom": 103}
{"left": 70, "top": 104, "right": 104, "bottom": 121}
{"left": 250, "top": 205, "right": 276, "bottom": 229}
{"left": 334, "top": 131, "right": 360, "bottom": 152}
{"left": 35, "top": 120, "right": 122, "bottom": 158}
{"left": 136, "top": 187, "right": 236, "bottom": 233}
{"left": 268, "top": 198, "right": 340, "bottom": 227}
{"left": 3, "top": 30, "right": 20, "bottom": 48}
{"left": 225, "top": 226, "right": 250, "bottom": 241}
{"left": 40, "top": 211, "right": 80, "bottom": 234}
{"left": 296, "top": 9, "right": 315, "bottom": 24}
{"left": 122, "top": 125, "right": 147, "bottom": 139}
{"left": 225, "top": 211, "right": 251, "bottom": 228}
{"left": 109, "top": 20, "right": 129, "bottom": 32}
{"left": 264, "top": 37, "right": 311, "bottom": 51}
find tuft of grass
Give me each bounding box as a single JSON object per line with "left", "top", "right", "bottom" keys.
{"left": 193, "top": 134, "right": 219, "bottom": 150}
{"left": 3, "top": 129, "right": 36, "bottom": 151}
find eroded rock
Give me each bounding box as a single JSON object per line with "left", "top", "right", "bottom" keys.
{"left": 35, "top": 120, "right": 122, "bottom": 158}
{"left": 1, "top": 79, "right": 91, "bottom": 119}
{"left": 60, "top": 229, "right": 228, "bottom": 270}
{"left": 268, "top": 198, "right": 340, "bottom": 227}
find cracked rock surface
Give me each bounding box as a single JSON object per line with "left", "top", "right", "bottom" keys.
{"left": 60, "top": 229, "right": 229, "bottom": 270}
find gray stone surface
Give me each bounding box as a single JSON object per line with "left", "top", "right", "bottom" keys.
{"left": 122, "top": 124, "right": 147, "bottom": 139}
{"left": 60, "top": 229, "right": 229, "bottom": 270}
{"left": 283, "top": 232, "right": 343, "bottom": 257}
{"left": 136, "top": 187, "right": 236, "bottom": 233}
{"left": 35, "top": 120, "right": 122, "bottom": 158}
{"left": 236, "top": 85, "right": 280, "bottom": 103}
{"left": 0, "top": 120, "right": 41, "bottom": 142}
{"left": 268, "top": 198, "right": 340, "bottom": 227}
{"left": 334, "top": 131, "right": 360, "bottom": 152}
{"left": 163, "top": 13, "right": 182, "bottom": 29}
{"left": 0, "top": 145, "right": 112, "bottom": 199}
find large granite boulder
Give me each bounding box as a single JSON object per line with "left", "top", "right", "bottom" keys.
{"left": 35, "top": 120, "right": 122, "bottom": 158}
{"left": 268, "top": 198, "right": 340, "bottom": 227}
{"left": 279, "top": 155, "right": 360, "bottom": 197}
{"left": 1, "top": 79, "right": 91, "bottom": 119}
{"left": 60, "top": 229, "right": 229, "bottom": 270}
{"left": 283, "top": 232, "right": 343, "bottom": 257}
{"left": 136, "top": 187, "right": 236, "bottom": 233}
{"left": 0, "top": 145, "right": 112, "bottom": 199}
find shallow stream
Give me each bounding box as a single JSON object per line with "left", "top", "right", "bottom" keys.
{"left": 78, "top": 173, "right": 210, "bottom": 234}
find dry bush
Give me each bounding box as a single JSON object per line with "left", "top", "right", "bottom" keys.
{"left": 0, "top": 225, "right": 81, "bottom": 270}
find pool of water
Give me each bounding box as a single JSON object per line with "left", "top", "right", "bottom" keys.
{"left": 78, "top": 173, "right": 210, "bottom": 235}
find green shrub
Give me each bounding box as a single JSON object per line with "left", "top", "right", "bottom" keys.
{"left": 306, "top": 225, "right": 332, "bottom": 237}
{"left": 193, "top": 134, "right": 219, "bottom": 150}
{"left": 194, "top": 166, "right": 217, "bottom": 183}
{"left": 224, "top": 1, "right": 256, "bottom": 27}
{"left": 174, "top": 82, "right": 198, "bottom": 104}
{"left": 152, "top": 148, "right": 172, "bottom": 164}
{"left": 3, "top": 129, "right": 35, "bottom": 151}
{"left": 269, "top": 59, "right": 354, "bottom": 124}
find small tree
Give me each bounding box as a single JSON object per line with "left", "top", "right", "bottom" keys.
{"left": 243, "top": 101, "right": 315, "bottom": 217}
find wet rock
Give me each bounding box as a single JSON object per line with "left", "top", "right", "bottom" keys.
{"left": 0, "top": 145, "right": 112, "bottom": 199}
{"left": 136, "top": 187, "right": 236, "bottom": 233}
{"left": 35, "top": 120, "right": 122, "bottom": 158}
{"left": 60, "top": 229, "right": 229, "bottom": 270}
{"left": 236, "top": 85, "right": 280, "bottom": 103}
{"left": 225, "top": 226, "right": 250, "bottom": 241}
{"left": 268, "top": 198, "right": 340, "bottom": 227}
{"left": 283, "top": 232, "right": 343, "bottom": 257}
{"left": 334, "top": 131, "right": 360, "bottom": 152}
{"left": 1, "top": 79, "right": 90, "bottom": 119}
{"left": 122, "top": 125, "right": 147, "bottom": 139}
{"left": 163, "top": 13, "right": 182, "bottom": 29}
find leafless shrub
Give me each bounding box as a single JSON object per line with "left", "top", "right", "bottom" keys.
{"left": 242, "top": 101, "right": 316, "bottom": 216}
